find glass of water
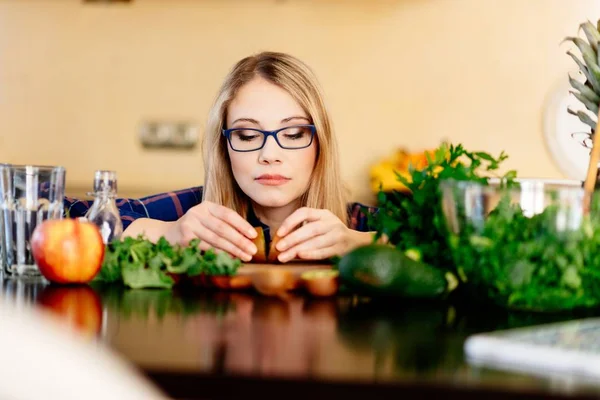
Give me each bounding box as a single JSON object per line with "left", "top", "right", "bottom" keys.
{"left": 0, "top": 164, "right": 66, "bottom": 278}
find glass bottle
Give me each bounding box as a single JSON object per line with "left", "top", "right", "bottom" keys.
{"left": 84, "top": 170, "right": 123, "bottom": 244}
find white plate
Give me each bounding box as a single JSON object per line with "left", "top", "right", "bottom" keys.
{"left": 543, "top": 75, "right": 594, "bottom": 181}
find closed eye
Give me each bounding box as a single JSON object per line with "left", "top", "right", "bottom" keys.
{"left": 232, "top": 130, "right": 262, "bottom": 142}
{"left": 281, "top": 126, "right": 311, "bottom": 140}
{"left": 282, "top": 132, "right": 306, "bottom": 140}
{"left": 238, "top": 134, "right": 260, "bottom": 141}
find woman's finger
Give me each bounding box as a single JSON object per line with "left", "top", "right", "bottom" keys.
{"left": 275, "top": 221, "right": 328, "bottom": 252}
{"left": 276, "top": 207, "right": 324, "bottom": 237}
{"left": 197, "top": 240, "right": 214, "bottom": 251}
{"left": 197, "top": 240, "right": 238, "bottom": 259}
{"left": 199, "top": 213, "right": 257, "bottom": 256}
{"left": 278, "top": 233, "right": 338, "bottom": 263}
{"left": 191, "top": 220, "right": 253, "bottom": 262}
{"left": 206, "top": 202, "right": 257, "bottom": 239}
{"left": 296, "top": 245, "right": 340, "bottom": 261}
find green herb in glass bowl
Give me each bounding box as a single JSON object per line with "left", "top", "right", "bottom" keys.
{"left": 441, "top": 178, "right": 600, "bottom": 312}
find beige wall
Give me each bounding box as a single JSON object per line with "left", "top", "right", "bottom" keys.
{"left": 0, "top": 0, "right": 598, "bottom": 203}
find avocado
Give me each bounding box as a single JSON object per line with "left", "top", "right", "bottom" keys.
{"left": 338, "top": 244, "right": 449, "bottom": 298}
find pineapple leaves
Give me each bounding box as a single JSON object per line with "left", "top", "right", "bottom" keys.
{"left": 569, "top": 74, "right": 600, "bottom": 103}
{"left": 580, "top": 21, "right": 600, "bottom": 53}
{"left": 564, "top": 36, "right": 598, "bottom": 72}
{"left": 565, "top": 20, "right": 600, "bottom": 134}
{"left": 567, "top": 50, "right": 600, "bottom": 93}
{"left": 571, "top": 91, "right": 600, "bottom": 114}
{"left": 568, "top": 108, "right": 598, "bottom": 131}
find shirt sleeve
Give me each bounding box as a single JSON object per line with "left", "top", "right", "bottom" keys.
{"left": 347, "top": 202, "right": 379, "bottom": 232}
{"left": 63, "top": 186, "right": 204, "bottom": 231}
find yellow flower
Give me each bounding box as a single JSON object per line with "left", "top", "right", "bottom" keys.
{"left": 369, "top": 148, "right": 437, "bottom": 194}
{"left": 431, "top": 165, "right": 444, "bottom": 178}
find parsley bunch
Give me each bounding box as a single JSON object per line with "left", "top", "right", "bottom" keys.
{"left": 95, "top": 235, "right": 241, "bottom": 289}
{"left": 369, "top": 143, "right": 516, "bottom": 273}
{"left": 451, "top": 193, "right": 600, "bottom": 311}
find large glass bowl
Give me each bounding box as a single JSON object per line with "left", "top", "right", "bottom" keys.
{"left": 440, "top": 178, "right": 600, "bottom": 312}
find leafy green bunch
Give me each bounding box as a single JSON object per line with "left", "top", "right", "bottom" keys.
{"left": 95, "top": 235, "right": 241, "bottom": 289}
{"left": 451, "top": 194, "right": 600, "bottom": 312}
{"left": 368, "top": 143, "right": 516, "bottom": 273}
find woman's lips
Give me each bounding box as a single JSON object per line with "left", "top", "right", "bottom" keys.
{"left": 255, "top": 174, "right": 291, "bottom": 186}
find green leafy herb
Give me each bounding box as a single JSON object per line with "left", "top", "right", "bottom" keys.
{"left": 367, "top": 143, "right": 515, "bottom": 273}
{"left": 450, "top": 194, "right": 600, "bottom": 312}
{"left": 95, "top": 235, "right": 242, "bottom": 289}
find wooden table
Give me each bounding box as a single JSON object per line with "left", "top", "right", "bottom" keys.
{"left": 2, "top": 274, "right": 600, "bottom": 400}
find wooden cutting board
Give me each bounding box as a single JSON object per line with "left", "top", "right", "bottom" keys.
{"left": 237, "top": 262, "right": 334, "bottom": 288}
{"left": 237, "top": 261, "right": 333, "bottom": 286}
{"left": 238, "top": 262, "right": 333, "bottom": 276}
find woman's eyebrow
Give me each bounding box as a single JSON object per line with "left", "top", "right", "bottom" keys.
{"left": 281, "top": 116, "right": 310, "bottom": 123}
{"left": 231, "top": 117, "right": 260, "bottom": 125}
{"left": 230, "top": 116, "right": 310, "bottom": 126}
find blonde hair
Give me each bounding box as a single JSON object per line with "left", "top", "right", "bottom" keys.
{"left": 202, "top": 52, "right": 349, "bottom": 224}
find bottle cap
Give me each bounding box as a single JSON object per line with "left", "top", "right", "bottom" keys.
{"left": 93, "top": 170, "right": 118, "bottom": 195}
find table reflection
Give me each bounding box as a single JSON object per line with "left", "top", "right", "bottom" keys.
{"left": 4, "top": 277, "right": 600, "bottom": 395}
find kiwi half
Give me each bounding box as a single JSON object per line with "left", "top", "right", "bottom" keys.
{"left": 251, "top": 227, "right": 268, "bottom": 263}
{"left": 251, "top": 227, "right": 282, "bottom": 263}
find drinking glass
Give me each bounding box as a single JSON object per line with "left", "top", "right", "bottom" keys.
{"left": 0, "top": 164, "right": 66, "bottom": 277}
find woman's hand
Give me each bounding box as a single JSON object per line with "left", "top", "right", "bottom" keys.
{"left": 165, "top": 201, "right": 258, "bottom": 261}
{"left": 274, "top": 207, "right": 373, "bottom": 263}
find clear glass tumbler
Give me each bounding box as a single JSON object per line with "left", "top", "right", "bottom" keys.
{"left": 0, "top": 164, "right": 66, "bottom": 278}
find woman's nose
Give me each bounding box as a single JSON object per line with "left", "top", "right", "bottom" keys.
{"left": 258, "top": 136, "right": 283, "bottom": 163}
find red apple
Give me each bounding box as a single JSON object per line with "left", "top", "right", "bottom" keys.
{"left": 38, "top": 285, "right": 103, "bottom": 338}
{"left": 31, "top": 219, "right": 105, "bottom": 284}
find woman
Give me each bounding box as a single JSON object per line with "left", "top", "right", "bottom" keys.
{"left": 65, "top": 52, "right": 377, "bottom": 263}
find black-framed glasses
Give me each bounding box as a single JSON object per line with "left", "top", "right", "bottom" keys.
{"left": 222, "top": 124, "right": 316, "bottom": 152}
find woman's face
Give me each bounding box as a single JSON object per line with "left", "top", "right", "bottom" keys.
{"left": 226, "top": 77, "right": 317, "bottom": 209}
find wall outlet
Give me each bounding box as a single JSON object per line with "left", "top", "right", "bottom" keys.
{"left": 139, "top": 121, "right": 199, "bottom": 150}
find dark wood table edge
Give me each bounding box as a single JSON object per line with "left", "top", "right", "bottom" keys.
{"left": 145, "top": 371, "right": 600, "bottom": 400}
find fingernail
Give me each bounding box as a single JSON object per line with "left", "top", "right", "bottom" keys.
{"left": 247, "top": 243, "right": 257, "bottom": 254}
{"left": 276, "top": 241, "right": 286, "bottom": 251}
{"left": 278, "top": 253, "right": 289, "bottom": 263}
{"left": 248, "top": 228, "right": 257, "bottom": 238}
{"left": 242, "top": 253, "right": 252, "bottom": 262}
